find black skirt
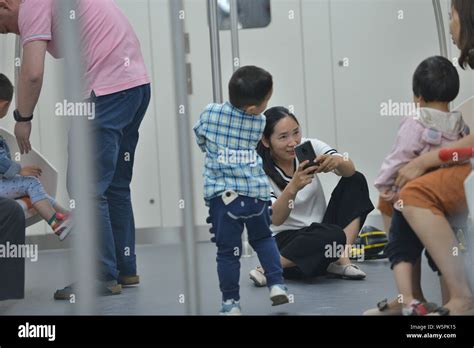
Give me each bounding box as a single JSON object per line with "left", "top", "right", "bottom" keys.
{"left": 275, "top": 171, "right": 375, "bottom": 278}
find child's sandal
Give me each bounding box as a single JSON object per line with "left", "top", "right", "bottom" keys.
{"left": 403, "top": 300, "right": 440, "bottom": 316}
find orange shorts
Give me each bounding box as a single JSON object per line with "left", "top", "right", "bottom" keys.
{"left": 378, "top": 198, "right": 394, "bottom": 217}
{"left": 399, "top": 163, "right": 472, "bottom": 216}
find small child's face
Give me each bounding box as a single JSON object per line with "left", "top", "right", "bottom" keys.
{"left": 0, "top": 100, "right": 11, "bottom": 119}
{"left": 449, "top": 6, "right": 461, "bottom": 49}
{"left": 245, "top": 88, "right": 273, "bottom": 115}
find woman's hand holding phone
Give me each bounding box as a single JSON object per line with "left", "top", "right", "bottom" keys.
{"left": 314, "top": 154, "right": 342, "bottom": 173}
{"left": 288, "top": 160, "right": 318, "bottom": 194}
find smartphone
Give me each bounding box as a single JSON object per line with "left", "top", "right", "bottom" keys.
{"left": 295, "top": 141, "right": 318, "bottom": 170}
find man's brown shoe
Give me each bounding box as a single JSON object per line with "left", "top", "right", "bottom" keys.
{"left": 118, "top": 275, "right": 140, "bottom": 286}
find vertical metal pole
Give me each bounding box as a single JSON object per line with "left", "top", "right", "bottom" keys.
{"left": 229, "top": 0, "right": 253, "bottom": 257}
{"left": 169, "top": 0, "right": 200, "bottom": 315}
{"left": 59, "top": 0, "right": 97, "bottom": 315}
{"left": 14, "top": 36, "right": 21, "bottom": 107}
{"left": 229, "top": 0, "right": 240, "bottom": 72}
{"left": 208, "top": 0, "right": 223, "bottom": 103}
{"left": 433, "top": 0, "right": 448, "bottom": 57}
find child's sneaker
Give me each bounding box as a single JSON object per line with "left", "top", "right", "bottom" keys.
{"left": 269, "top": 284, "right": 289, "bottom": 306}
{"left": 249, "top": 266, "right": 267, "bottom": 287}
{"left": 54, "top": 213, "right": 74, "bottom": 241}
{"left": 219, "top": 299, "right": 242, "bottom": 315}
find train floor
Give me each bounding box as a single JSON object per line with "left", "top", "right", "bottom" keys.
{"left": 0, "top": 242, "right": 442, "bottom": 315}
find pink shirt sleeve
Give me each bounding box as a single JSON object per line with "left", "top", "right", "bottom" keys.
{"left": 374, "top": 118, "right": 426, "bottom": 193}
{"left": 18, "top": 0, "right": 53, "bottom": 46}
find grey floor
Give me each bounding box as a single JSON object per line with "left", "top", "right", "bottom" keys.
{"left": 0, "top": 242, "right": 442, "bottom": 315}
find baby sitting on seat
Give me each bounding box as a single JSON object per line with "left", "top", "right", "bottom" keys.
{"left": 0, "top": 73, "right": 72, "bottom": 240}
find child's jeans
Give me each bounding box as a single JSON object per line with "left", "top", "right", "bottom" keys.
{"left": 0, "top": 175, "right": 55, "bottom": 205}
{"left": 208, "top": 191, "right": 284, "bottom": 301}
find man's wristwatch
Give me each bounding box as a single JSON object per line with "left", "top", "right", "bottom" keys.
{"left": 14, "top": 109, "right": 33, "bottom": 122}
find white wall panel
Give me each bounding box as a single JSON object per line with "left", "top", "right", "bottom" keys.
{"left": 330, "top": 0, "right": 441, "bottom": 210}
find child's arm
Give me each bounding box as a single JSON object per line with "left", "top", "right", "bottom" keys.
{"left": 375, "top": 118, "right": 425, "bottom": 192}
{"left": 395, "top": 133, "right": 474, "bottom": 188}
{"left": 193, "top": 113, "right": 208, "bottom": 153}
{"left": 0, "top": 142, "right": 21, "bottom": 179}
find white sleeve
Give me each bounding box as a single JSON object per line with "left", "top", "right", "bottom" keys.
{"left": 307, "top": 138, "right": 340, "bottom": 157}
{"left": 270, "top": 190, "right": 278, "bottom": 204}
{"left": 268, "top": 177, "right": 279, "bottom": 204}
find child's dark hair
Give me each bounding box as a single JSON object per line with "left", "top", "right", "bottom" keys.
{"left": 452, "top": 0, "right": 474, "bottom": 69}
{"left": 229, "top": 66, "right": 273, "bottom": 109}
{"left": 257, "top": 106, "right": 299, "bottom": 191}
{"left": 412, "top": 56, "right": 459, "bottom": 102}
{"left": 0, "top": 73, "right": 14, "bottom": 102}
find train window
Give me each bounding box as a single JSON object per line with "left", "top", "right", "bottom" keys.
{"left": 217, "top": 0, "right": 271, "bottom": 30}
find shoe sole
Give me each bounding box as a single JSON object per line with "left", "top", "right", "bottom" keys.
{"left": 249, "top": 274, "right": 266, "bottom": 287}
{"left": 326, "top": 273, "right": 366, "bottom": 280}
{"left": 219, "top": 311, "right": 242, "bottom": 316}
{"left": 271, "top": 294, "right": 289, "bottom": 306}
{"left": 53, "top": 285, "right": 122, "bottom": 300}
{"left": 363, "top": 307, "right": 402, "bottom": 316}
{"left": 118, "top": 282, "right": 139, "bottom": 287}
{"left": 118, "top": 276, "right": 140, "bottom": 287}
{"left": 57, "top": 223, "right": 74, "bottom": 241}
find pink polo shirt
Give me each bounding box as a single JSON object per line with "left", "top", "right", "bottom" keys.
{"left": 18, "top": 0, "right": 150, "bottom": 97}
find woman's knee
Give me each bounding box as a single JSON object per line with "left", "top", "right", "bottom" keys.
{"left": 342, "top": 171, "right": 368, "bottom": 188}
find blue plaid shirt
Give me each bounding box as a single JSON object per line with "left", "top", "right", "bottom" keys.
{"left": 193, "top": 102, "right": 271, "bottom": 201}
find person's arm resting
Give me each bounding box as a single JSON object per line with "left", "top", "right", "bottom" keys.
{"left": 333, "top": 154, "right": 356, "bottom": 177}
{"left": 418, "top": 134, "right": 474, "bottom": 170}
{"left": 271, "top": 185, "right": 297, "bottom": 226}
{"left": 17, "top": 41, "right": 47, "bottom": 118}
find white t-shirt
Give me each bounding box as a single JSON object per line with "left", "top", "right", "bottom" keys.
{"left": 269, "top": 138, "right": 342, "bottom": 234}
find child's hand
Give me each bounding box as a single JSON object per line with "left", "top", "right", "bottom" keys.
{"left": 380, "top": 190, "right": 398, "bottom": 203}
{"left": 20, "top": 166, "right": 42, "bottom": 178}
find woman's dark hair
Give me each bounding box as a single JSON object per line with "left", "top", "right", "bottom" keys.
{"left": 257, "top": 106, "right": 299, "bottom": 191}
{"left": 452, "top": 0, "right": 474, "bottom": 69}
{"left": 412, "top": 56, "right": 460, "bottom": 102}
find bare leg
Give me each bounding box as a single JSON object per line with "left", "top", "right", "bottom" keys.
{"left": 411, "top": 258, "right": 426, "bottom": 302}
{"left": 280, "top": 256, "right": 296, "bottom": 268}
{"left": 32, "top": 199, "right": 56, "bottom": 222}
{"left": 382, "top": 214, "right": 391, "bottom": 236}
{"left": 338, "top": 217, "right": 360, "bottom": 265}
{"left": 393, "top": 262, "right": 417, "bottom": 306}
{"left": 53, "top": 202, "right": 70, "bottom": 215}
{"left": 402, "top": 206, "right": 474, "bottom": 314}
{"left": 383, "top": 258, "right": 425, "bottom": 311}
{"left": 439, "top": 276, "right": 450, "bottom": 305}
{"left": 393, "top": 258, "right": 426, "bottom": 303}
